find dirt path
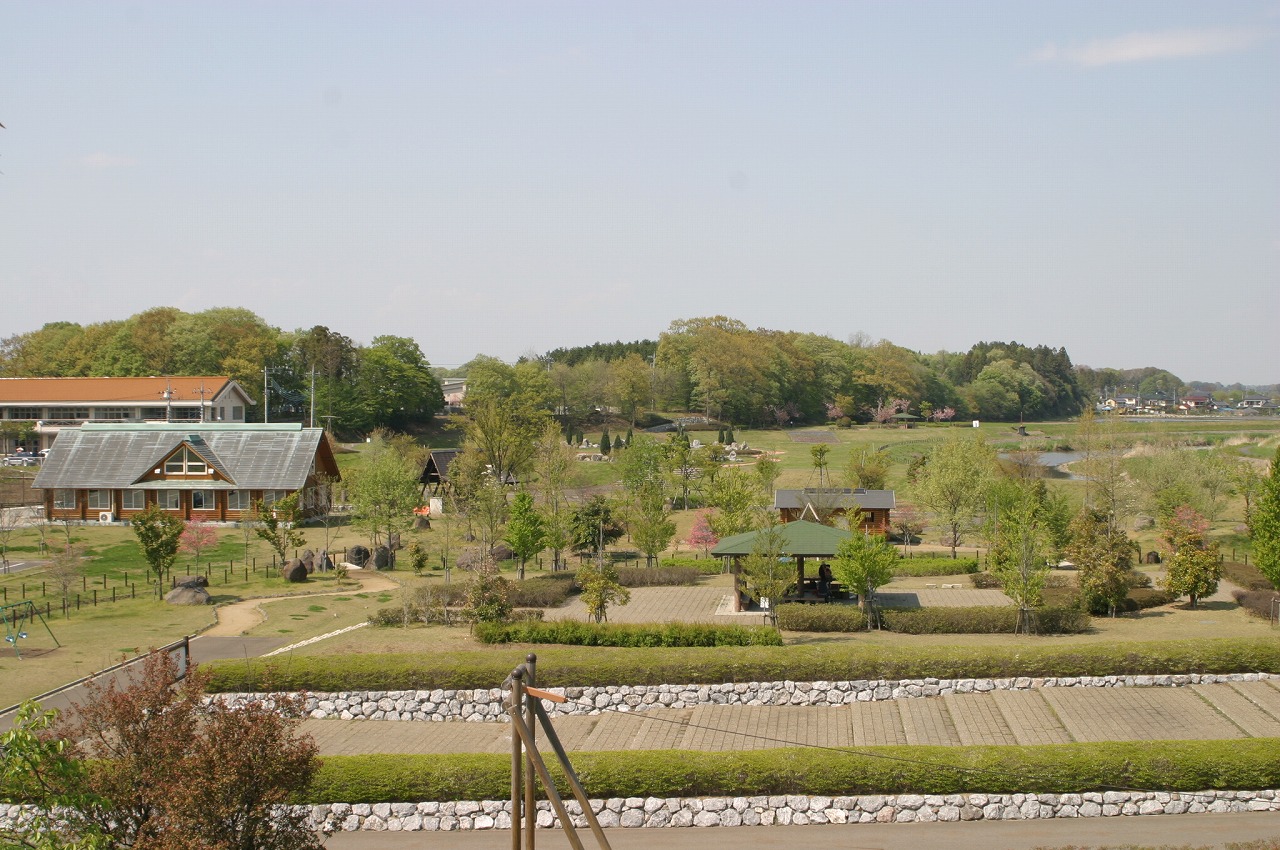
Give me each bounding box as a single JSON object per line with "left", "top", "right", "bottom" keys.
{"left": 205, "top": 568, "right": 400, "bottom": 637}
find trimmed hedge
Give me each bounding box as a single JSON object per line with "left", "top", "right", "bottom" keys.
{"left": 1233, "top": 589, "right": 1280, "bottom": 620}
{"left": 881, "top": 605, "right": 1090, "bottom": 635}
{"left": 302, "top": 739, "right": 1280, "bottom": 803}
{"left": 659, "top": 557, "right": 725, "bottom": 576}
{"left": 204, "top": 638, "right": 1280, "bottom": 694}
{"left": 775, "top": 604, "right": 867, "bottom": 633}
{"left": 473, "top": 620, "right": 783, "bottom": 648}
{"left": 892, "top": 557, "right": 980, "bottom": 577}
{"left": 613, "top": 566, "right": 701, "bottom": 587}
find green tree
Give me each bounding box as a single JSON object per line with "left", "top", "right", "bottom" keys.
{"left": 463, "top": 564, "right": 513, "bottom": 625}
{"left": 348, "top": 433, "right": 422, "bottom": 565}
{"left": 0, "top": 703, "right": 109, "bottom": 850}
{"left": 912, "top": 434, "right": 996, "bottom": 558}
{"left": 568, "top": 496, "right": 624, "bottom": 553}
{"left": 832, "top": 532, "right": 898, "bottom": 620}
{"left": 1231, "top": 458, "right": 1266, "bottom": 534}
{"left": 989, "top": 495, "right": 1050, "bottom": 633}
{"left": 253, "top": 493, "right": 306, "bottom": 568}
{"left": 1161, "top": 506, "right": 1222, "bottom": 609}
{"left": 503, "top": 491, "right": 545, "bottom": 580}
{"left": 705, "top": 468, "right": 766, "bottom": 539}
{"left": 599, "top": 428, "right": 611, "bottom": 456}
{"left": 131, "top": 504, "right": 184, "bottom": 592}
{"left": 845, "top": 449, "right": 891, "bottom": 490}
{"left": 755, "top": 454, "right": 781, "bottom": 499}
{"left": 575, "top": 559, "right": 630, "bottom": 623}
{"left": 353, "top": 335, "right": 444, "bottom": 431}
{"left": 740, "top": 520, "right": 790, "bottom": 627}
{"left": 531, "top": 420, "right": 578, "bottom": 571}
{"left": 1066, "top": 508, "right": 1133, "bottom": 617}
{"left": 629, "top": 490, "right": 676, "bottom": 567}
{"left": 1254, "top": 448, "right": 1280, "bottom": 589}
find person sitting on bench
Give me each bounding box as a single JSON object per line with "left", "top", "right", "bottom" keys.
{"left": 817, "top": 562, "right": 834, "bottom": 601}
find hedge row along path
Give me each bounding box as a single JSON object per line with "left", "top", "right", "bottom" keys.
{"left": 204, "top": 567, "right": 399, "bottom": 637}
{"left": 301, "top": 679, "right": 1280, "bottom": 755}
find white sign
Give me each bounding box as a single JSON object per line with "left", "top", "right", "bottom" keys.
{"left": 972, "top": 420, "right": 981, "bottom": 428}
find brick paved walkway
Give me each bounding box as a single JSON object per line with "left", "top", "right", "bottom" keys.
{"left": 303, "top": 679, "right": 1280, "bottom": 756}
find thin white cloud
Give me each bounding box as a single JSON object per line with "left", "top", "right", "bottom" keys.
{"left": 80, "top": 152, "right": 136, "bottom": 168}
{"left": 1033, "top": 27, "right": 1263, "bottom": 67}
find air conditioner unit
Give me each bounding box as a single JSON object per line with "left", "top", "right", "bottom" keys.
{"left": 98, "top": 512, "right": 115, "bottom": 524}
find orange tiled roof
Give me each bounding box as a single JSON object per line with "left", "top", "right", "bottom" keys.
{"left": 0, "top": 377, "right": 235, "bottom": 404}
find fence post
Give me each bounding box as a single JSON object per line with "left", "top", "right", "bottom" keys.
{"left": 93, "top": 589, "right": 98, "bottom": 606}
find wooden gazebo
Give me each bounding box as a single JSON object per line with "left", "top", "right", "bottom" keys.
{"left": 712, "top": 520, "right": 852, "bottom": 609}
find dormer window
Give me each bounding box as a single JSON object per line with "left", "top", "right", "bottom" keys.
{"left": 164, "top": 447, "right": 207, "bottom": 475}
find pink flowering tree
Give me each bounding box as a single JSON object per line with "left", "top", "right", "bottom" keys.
{"left": 687, "top": 511, "right": 719, "bottom": 557}
{"left": 179, "top": 522, "right": 218, "bottom": 567}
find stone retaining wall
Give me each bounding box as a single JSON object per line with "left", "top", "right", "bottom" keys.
{"left": 302, "top": 790, "right": 1280, "bottom": 832}
{"left": 7, "top": 791, "right": 1277, "bottom": 836}
{"left": 213, "top": 672, "right": 1277, "bottom": 722}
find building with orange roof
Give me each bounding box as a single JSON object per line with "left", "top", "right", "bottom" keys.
{"left": 0, "top": 377, "right": 254, "bottom": 453}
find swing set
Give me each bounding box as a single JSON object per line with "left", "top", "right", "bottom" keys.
{"left": 1, "top": 600, "right": 60, "bottom": 659}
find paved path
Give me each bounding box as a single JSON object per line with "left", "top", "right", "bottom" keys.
{"left": 324, "top": 811, "right": 1280, "bottom": 849}
{"left": 302, "top": 679, "right": 1280, "bottom": 756}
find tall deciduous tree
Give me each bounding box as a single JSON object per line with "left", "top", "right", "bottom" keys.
{"left": 178, "top": 522, "right": 217, "bottom": 567}
{"left": 846, "top": 449, "right": 891, "bottom": 490}
{"left": 1250, "top": 447, "right": 1280, "bottom": 590}
{"left": 740, "top": 520, "right": 790, "bottom": 627}
{"left": 989, "top": 495, "right": 1050, "bottom": 634}
{"left": 131, "top": 504, "right": 184, "bottom": 591}
{"left": 832, "top": 532, "right": 898, "bottom": 619}
{"left": 1161, "top": 506, "right": 1222, "bottom": 609}
{"left": 348, "top": 433, "right": 422, "bottom": 564}
{"left": 912, "top": 434, "right": 996, "bottom": 558}
{"left": 1066, "top": 508, "right": 1133, "bottom": 617}
{"left": 687, "top": 510, "right": 719, "bottom": 557}
{"left": 503, "top": 491, "right": 545, "bottom": 580}
{"left": 575, "top": 560, "right": 630, "bottom": 623}
{"left": 531, "top": 420, "right": 578, "bottom": 571}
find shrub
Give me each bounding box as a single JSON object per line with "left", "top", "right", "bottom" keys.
{"left": 1232, "top": 588, "right": 1280, "bottom": 620}
{"left": 969, "top": 572, "right": 1002, "bottom": 589}
{"left": 1224, "top": 560, "right": 1275, "bottom": 592}
{"left": 775, "top": 604, "right": 867, "bottom": 633}
{"left": 659, "top": 557, "right": 726, "bottom": 576}
{"left": 880, "top": 605, "right": 1090, "bottom": 635}
{"left": 508, "top": 573, "right": 578, "bottom": 608}
{"left": 892, "top": 557, "right": 980, "bottom": 577}
{"left": 302, "top": 739, "right": 1280, "bottom": 803}
{"left": 205, "top": 638, "right": 1280, "bottom": 693}
{"left": 472, "top": 620, "right": 784, "bottom": 648}
{"left": 613, "top": 565, "right": 701, "bottom": 587}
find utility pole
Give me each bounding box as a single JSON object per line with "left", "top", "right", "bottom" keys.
{"left": 263, "top": 368, "right": 270, "bottom": 423}
{"left": 194, "top": 381, "right": 210, "bottom": 423}
{"left": 309, "top": 367, "right": 316, "bottom": 428}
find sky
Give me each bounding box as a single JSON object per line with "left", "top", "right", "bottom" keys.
{"left": 1, "top": 1, "right": 1277, "bottom": 383}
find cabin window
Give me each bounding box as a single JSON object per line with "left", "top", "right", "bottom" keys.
{"left": 164, "top": 447, "right": 207, "bottom": 475}
{"left": 87, "top": 490, "right": 112, "bottom": 510}
{"left": 122, "top": 490, "right": 145, "bottom": 510}
{"left": 191, "top": 490, "right": 215, "bottom": 511}
{"left": 160, "top": 490, "right": 181, "bottom": 510}
{"left": 53, "top": 489, "right": 76, "bottom": 509}
{"left": 261, "top": 490, "right": 288, "bottom": 507}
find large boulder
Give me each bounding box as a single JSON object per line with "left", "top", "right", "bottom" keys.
{"left": 317, "top": 550, "right": 334, "bottom": 572}
{"left": 164, "top": 585, "right": 211, "bottom": 605}
{"left": 373, "top": 545, "right": 392, "bottom": 569}
{"left": 489, "top": 542, "right": 514, "bottom": 563}
{"left": 300, "top": 549, "right": 316, "bottom": 572}
{"left": 348, "top": 545, "right": 371, "bottom": 567}
{"left": 282, "top": 559, "right": 309, "bottom": 583}
{"left": 175, "top": 575, "right": 209, "bottom": 589}
{"left": 413, "top": 515, "right": 431, "bottom": 530}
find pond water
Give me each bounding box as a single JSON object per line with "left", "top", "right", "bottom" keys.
{"left": 999, "top": 450, "right": 1087, "bottom": 479}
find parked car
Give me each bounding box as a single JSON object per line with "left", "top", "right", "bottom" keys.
{"left": 3, "top": 452, "right": 41, "bottom": 467}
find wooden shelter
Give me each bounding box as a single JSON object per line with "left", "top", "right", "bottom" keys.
{"left": 712, "top": 520, "right": 852, "bottom": 609}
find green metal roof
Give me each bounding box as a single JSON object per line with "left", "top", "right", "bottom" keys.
{"left": 711, "top": 520, "right": 851, "bottom": 557}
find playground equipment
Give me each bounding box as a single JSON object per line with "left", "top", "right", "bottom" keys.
{"left": 1, "top": 600, "right": 60, "bottom": 659}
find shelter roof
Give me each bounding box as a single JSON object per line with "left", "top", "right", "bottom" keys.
{"left": 712, "top": 520, "right": 852, "bottom": 557}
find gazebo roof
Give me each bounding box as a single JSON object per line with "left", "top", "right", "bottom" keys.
{"left": 711, "top": 520, "right": 852, "bottom": 557}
